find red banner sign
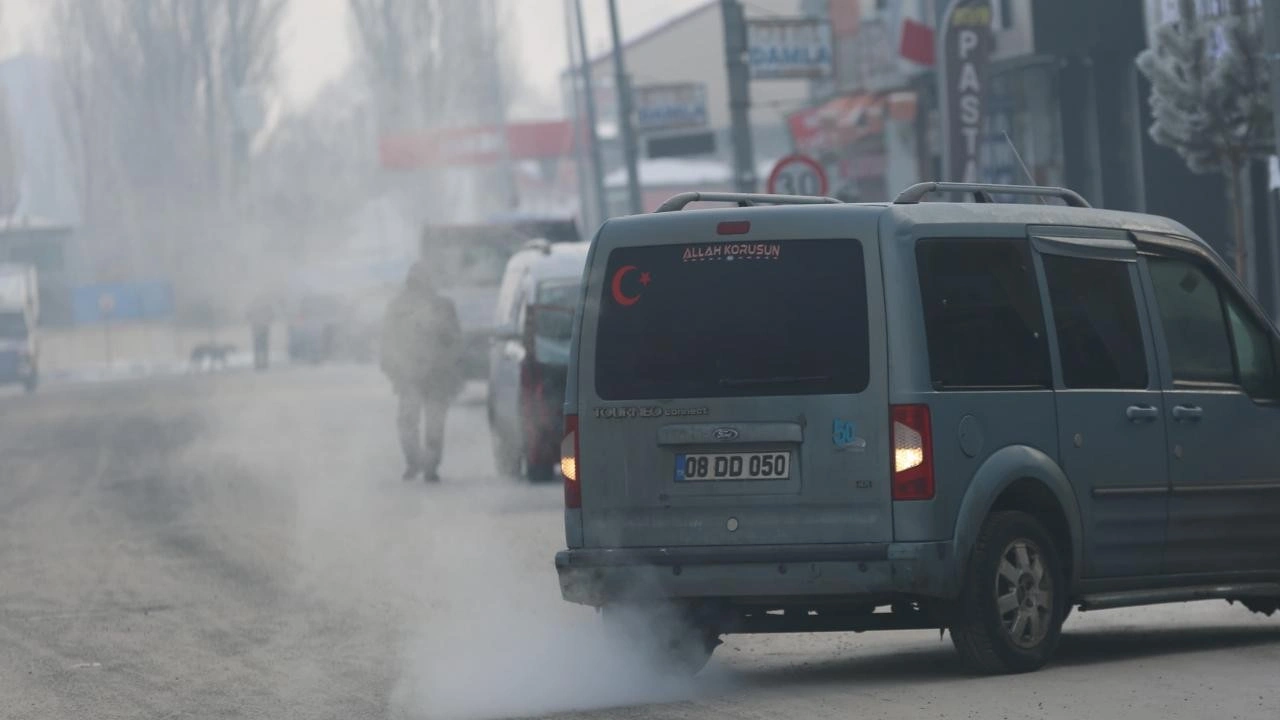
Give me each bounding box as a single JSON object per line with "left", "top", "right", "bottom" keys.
{"left": 379, "top": 121, "right": 574, "bottom": 170}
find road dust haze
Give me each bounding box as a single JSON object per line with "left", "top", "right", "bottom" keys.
{"left": 385, "top": 502, "right": 713, "bottom": 720}
{"left": 26, "top": 0, "right": 714, "bottom": 712}
{"left": 166, "top": 370, "right": 715, "bottom": 720}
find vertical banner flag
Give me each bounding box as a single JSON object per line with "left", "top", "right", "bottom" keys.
{"left": 941, "top": 0, "right": 992, "bottom": 183}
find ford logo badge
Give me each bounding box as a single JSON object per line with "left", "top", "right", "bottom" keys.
{"left": 713, "top": 427, "right": 740, "bottom": 441}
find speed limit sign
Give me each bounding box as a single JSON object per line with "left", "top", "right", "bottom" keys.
{"left": 766, "top": 153, "right": 828, "bottom": 196}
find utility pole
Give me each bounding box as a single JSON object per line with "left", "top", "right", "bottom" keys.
{"left": 935, "top": 0, "right": 952, "bottom": 182}
{"left": 721, "top": 0, "right": 757, "bottom": 193}
{"left": 484, "top": 0, "right": 519, "bottom": 209}
{"left": 563, "top": 0, "right": 592, "bottom": 229}
{"left": 606, "top": 0, "right": 643, "bottom": 215}
{"left": 1263, "top": 0, "right": 1280, "bottom": 318}
{"left": 572, "top": 0, "right": 608, "bottom": 227}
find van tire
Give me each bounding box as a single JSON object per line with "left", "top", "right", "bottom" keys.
{"left": 601, "top": 604, "right": 720, "bottom": 676}
{"left": 950, "top": 511, "right": 1066, "bottom": 675}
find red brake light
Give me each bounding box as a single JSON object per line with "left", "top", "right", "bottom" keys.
{"left": 891, "top": 404, "right": 934, "bottom": 501}
{"left": 717, "top": 221, "right": 750, "bottom": 235}
{"left": 561, "top": 414, "right": 580, "bottom": 508}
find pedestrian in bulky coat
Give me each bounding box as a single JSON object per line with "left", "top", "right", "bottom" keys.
{"left": 380, "top": 261, "right": 463, "bottom": 482}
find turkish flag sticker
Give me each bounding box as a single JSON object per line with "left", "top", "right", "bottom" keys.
{"left": 610, "top": 265, "right": 650, "bottom": 306}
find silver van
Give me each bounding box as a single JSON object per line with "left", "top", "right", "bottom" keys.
{"left": 555, "top": 183, "right": 1280, "bottom": 674}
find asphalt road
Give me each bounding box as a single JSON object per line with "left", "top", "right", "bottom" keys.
{"left": 1, "top": 367, "right": 1277, "bottom": 720}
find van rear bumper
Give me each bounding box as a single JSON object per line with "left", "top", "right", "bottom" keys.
{"left": 555, "top": 542, "right": 957, "bottom": 606}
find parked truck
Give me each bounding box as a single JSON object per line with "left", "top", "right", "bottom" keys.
{"left": 0, "top": 264, "right": 38, "bottom": 392}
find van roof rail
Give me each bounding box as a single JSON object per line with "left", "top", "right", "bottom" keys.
{"left": 893, "top": 182, "right": 1091, "bottom": 208}
{"left": 655, "top": 191, "right": 842, "bottom": 213}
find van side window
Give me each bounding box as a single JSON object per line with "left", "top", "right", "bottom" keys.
{"left": 1225, "top": 298, "right": 1279, "bottom": 400}
{"left": 1042, "top": 255, "right": 1147, "bottom": 389}
{"left": 916, "top": 239, "right": 1050, "bottom": 389}
{"left": 1146, "top": 257, "right": 1234, "bottom": 385}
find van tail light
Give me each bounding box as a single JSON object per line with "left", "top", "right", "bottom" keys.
{"left": 561, "top": 414, "right": 581, "bottom": 508}
{"left": 891, "top": 404, "right": 934, "bottom": 501}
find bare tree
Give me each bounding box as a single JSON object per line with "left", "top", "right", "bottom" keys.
{"left": 250, "top": 70, "right": 378, "bottom": 259}
{"left": 49, "top": 0, "right": 287, "bottom": 307}
{"left": 348, "top": 0, "right": 442, "bottom": 129}
{"left": 348, "top": 0, "right": 516, "bottom": 129}
{"left": 218, "top": 0, "right": 288, "bottom": 183}
{"left": 348, "top": 0, "right": 527, "bottom": 222}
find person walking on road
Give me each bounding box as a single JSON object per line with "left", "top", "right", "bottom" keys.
{"left": 379, "top": 261, "right": 463, "bottom": 482}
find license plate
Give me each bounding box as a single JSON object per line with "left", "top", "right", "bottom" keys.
{"left": 675, "top": 452, "right": 791, "bottom": 481}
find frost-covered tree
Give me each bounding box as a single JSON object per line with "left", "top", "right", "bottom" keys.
{"left": 1137, "top": 0, "right": 1273, "bottom": 281}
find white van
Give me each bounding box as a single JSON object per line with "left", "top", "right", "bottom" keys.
{"left": 488, "top": 240, "right": 589, "bottom": 482}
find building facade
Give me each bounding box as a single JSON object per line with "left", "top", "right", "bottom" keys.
{"left": 563, "top": 0, "right": 813, "bottom": 216}
{"left": 793, "top": 0, "right": 1057, "bottom": 201}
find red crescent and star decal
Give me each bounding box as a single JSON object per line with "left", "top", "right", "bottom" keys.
{"left": 610, "top": 265, "right": 651, "bottom": 306}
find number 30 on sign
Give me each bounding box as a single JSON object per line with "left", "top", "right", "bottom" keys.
{"left": 766, "top": 153, "right": 828, "bottom": 197}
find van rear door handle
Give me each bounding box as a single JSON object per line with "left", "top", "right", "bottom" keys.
{"left": 1125, "top": 405, "right": 1160, "bottom": 422}
{"left": 1172, "top": 405, "right": 1204, "bottom": 422}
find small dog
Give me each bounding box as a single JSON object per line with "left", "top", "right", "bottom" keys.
{"left": 189, "top": 343, "right": 236, "bottom": 372}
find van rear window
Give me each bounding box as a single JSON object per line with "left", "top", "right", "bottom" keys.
{"left": 594, "top": 239, "right": 868, "bottom": 400}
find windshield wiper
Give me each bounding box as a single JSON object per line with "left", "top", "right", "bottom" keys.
{"left": 718, "top": 375, "right": 831, "bottom": 387}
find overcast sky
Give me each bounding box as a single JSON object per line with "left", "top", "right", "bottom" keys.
{"left": 2, "top": 0, "right": 708, "bottom": 120}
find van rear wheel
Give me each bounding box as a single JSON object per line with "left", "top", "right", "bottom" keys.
{"left": 950, "top": 511, "right": 1066, "bottom": 674}
{"left": 601, "top": 603, "right": 721, "bottom": 676}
